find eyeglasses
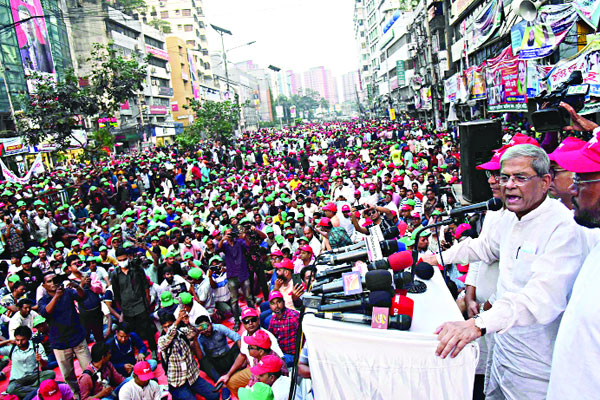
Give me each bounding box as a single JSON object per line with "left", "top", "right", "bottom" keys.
{"left": 549, "top": 167, "right": 568, "bottom": 179}
{"left": 485, "top": 170, "right": 500, "bottom": 179}
{"left": 365, "top": 209, "right": 377, "bottom": 216}
{"left": 247, "top": 345, "right": 261, "bottom": 351}
{"left": 242, "top": 317, "right": 258, "bottom": 324}
{"left": 498, "top": 174, "right": 540, "bottom": 187}
{"left": 572, "top": 175, "right": 600, "bottom": 190}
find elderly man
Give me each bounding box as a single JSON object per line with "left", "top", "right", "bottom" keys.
{"left": 546, "top": 105, "right": 600, "bottom": 399}
{"left": 424, "top": 144, "right": 587, "bottom": 399}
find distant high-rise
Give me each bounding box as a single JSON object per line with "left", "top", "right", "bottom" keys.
{"left": 341, "top": 71, "right": 359, "bottom": 103}
{"left": 303, "top": 66, "right": 339, "bottom": 105}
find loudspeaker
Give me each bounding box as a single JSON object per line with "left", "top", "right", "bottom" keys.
{"left": 459, "top": 120, "right": 503, "bottom": 204}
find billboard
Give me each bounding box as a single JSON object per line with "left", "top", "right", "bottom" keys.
{"left": 11, "top": 0, "right": 55, "bottom": 75}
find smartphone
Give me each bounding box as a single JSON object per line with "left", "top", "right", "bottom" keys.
{"left": 292, "top": 273, "right": 303, "bottom": 287}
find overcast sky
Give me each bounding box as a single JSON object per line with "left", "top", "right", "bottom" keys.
{"left": 203, "top": 0, "right": 358, "bottom": 79}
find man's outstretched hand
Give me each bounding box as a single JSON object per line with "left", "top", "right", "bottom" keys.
{"left": 561, "top": 102, "right": 599, "bottom": 132}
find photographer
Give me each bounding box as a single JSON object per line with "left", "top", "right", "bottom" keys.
{"left": 38, "top": 270, "right": 92, "bottom": 396}
{"left": 0, "top": 325, "right": 55, "bottom": 399}
{"left": 241, "top": 219, "right": 270, "bottom": 300}
{"left": 350, "top": 203, "right": 396, "bottom": 236}
{"left": 218, "top": 228, "right": 255, "bottom": 332}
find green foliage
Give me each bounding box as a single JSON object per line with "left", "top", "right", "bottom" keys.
{"left": 17, "top": 43, "right": 146, "bottom": 151}
{"left": 184, "top": 99, "right": 241, "bottom": 142}
{"left": 113, "top": 0, "right": 147, "bottom": 15}
{"left": 147, "top": 18, "right": 172, "bottom": 33}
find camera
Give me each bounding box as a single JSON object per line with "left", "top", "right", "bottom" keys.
{"left": 355, "top": 204, "right": 367, "bottom": 211}
{"left": 52, "top": 274, "right": 70, "bottom": 289}
{"left": 531, "top": 71, "right": 589, "bottom": 132}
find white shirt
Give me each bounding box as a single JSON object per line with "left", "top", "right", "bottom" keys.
{"left": 271, "top": 375, "right": 292, "bottom": 400}
{"left": 439, "top": 198, "right": 586, "bottom": 395}
{"left": 547, "top": 231, "right": 600, "bottom": 399}
{"left": 119, "top": 378, "right": 162, "bottom": 400}
{"left": 241, "top": 328, "right": 283, "bottom": 365}
{"left": 174, "top": 300, "right": 210, "bottom": 326}
{"left": 9, "top": 311, "right": 39, "bottom": 339}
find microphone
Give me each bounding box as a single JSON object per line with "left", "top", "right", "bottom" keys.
{"left": 393, "top": 271, "right": 413, "bottom": 289}
{"left": 415, "top": 261, "right": 434, "bottom": 280}
{"left": 314, "top": 312, "right": 412, "bottom": 330}
{"left": 442, "top": 198, "right": 503, "bottom": 218}
{"left": 313, "top": 269, "right": 392, "bottom": 295}
{"left": 322, "top": 240, "right": 400, "bottom": 265}
{"left": 367, "top": 250, "right": 413, "bottom": 272}
{"left": 314, "top": 264, "right": 354, "bottom": 281}
{"left": 318, "top": 290, "right": 392, "bottom": 312}
{"left": 324, "top": 227, "right": 402, "bottom": 255}
{"left": 390, "top": 294, "right": 414, "bottom": 320}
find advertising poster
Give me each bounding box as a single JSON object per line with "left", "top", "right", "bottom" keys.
{"left": 10, "top": 0, "right": 55, "bottom": 75}
{"left": 515, "top": 4, "right": 578, "bottom": 60}
{"left": 471, "top": 0, "right": 503, "bottom": 52}
{"left": 421, "top": 87, "right": 432, "bottom": 110}
{"left": 465, "top": 65, "right": 487, "bottom": 100}
{"left": 444, "top": 73, "right": 458, "bottom": 103}
{"left": 526, "top": 61, "right": 554, "bottom": 98}
{"left": 573, "top": 0, "right": 600, "bottom": 29}
{"left": 485, "top": 46, "right": 528, "bottom": 112}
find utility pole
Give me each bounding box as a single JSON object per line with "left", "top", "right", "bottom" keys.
{"left": 210, "top": 24, "right": 232, "bottom": 95}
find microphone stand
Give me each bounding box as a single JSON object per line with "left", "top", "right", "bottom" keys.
{"left": 409, "top": 218, "right": 455, "bottom": 292}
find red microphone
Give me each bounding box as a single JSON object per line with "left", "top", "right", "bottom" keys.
{"left": 368, "top": 250, "right": 413, "bottom": 272}
{"left": 390, "top": 294, "right": 414, "bottom": 323}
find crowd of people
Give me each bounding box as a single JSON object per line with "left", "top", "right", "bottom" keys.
{"left": 0, "top": 110, "right": 597, "bottom": 400}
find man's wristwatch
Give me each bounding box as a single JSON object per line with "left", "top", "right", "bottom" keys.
{"left": 472, "top": 314, "right": 487, "bottom": 336}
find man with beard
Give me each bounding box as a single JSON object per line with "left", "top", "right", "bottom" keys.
{"left": 267, "top": 290, "right": 299, "bottom": 367}
{"left": 425, "top": 144, "right": 587, "bottom": 400}
{"left": 546, "top": 105, "right": 600, "bottom": 399}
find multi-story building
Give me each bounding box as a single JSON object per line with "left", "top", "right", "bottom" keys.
{"left": 166, "top": 36, "right": 195, "bottom": 127}
{"left": 303, "top": 66, "right": 339, "bottom": 106}
{"left": 341, "top": 71, "right": 359, "bottom": 103}
{"left": 68, "top": 2, "right": 177, "bottom": 147}
{"left": 236, "top": 61, "right": 273, "bottom": 123}
{"left": 141, "top": 0, "right": 218, "bottom": 97}
{"left": 353, "top": 0, "right": 370, "bottom": 108}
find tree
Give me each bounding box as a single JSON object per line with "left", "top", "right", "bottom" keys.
{"left": 179, "top": 99, "right": 241, "bottom": 144}
{"left": 114, "top": 0, "right": 147, "bottom": 15}
{"left": 320, "top": 98, "right": 330, "bottom": 112}
{"left": 17, "top": 43, "right": 146, "bottom": 152}
{"left": 147, "top": 19, "right": 172, "bottom": 33}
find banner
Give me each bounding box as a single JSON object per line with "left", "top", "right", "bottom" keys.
{"left": 546, "top": 39, "right": 600, "bottom": 113}
{"left": 465, "top": 65, "right": 487, "bottom": 100}
{"left": 0, "top": 153, "right": 44, "bottom": 184}
{"left": 471, "top": 0, "right": 503, "bottom": 52}
{"left": 573, "top": 0, "right": 600, "bottom": 29}
{"left": 421, "top": 87, "right": 432, "bottom": 110}
{"left": 0, "top": 137, "right": 26, "bottom": 156}
{"left": 485, "top": 46, "right": 528, "bottom": 112}
{"left": 11, "top": 0, "right": 55, "bottom": 75}
{"left": 444, "top": 74, "right": 458, "bottom": 103}
{"left": 526, "top": 61, "right": 554, "bottom": 98}
{"left": 396, "top": 60, "right": 406, "bottom": 86}
{"left": 512, "top": 5, "right": 578, "bottom": 60}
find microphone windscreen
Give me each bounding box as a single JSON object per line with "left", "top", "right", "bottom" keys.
{"left": 381, "top": 240, "right": 399, "bottom": 256}
{"left": 388, "top": 251, "right": 414, "bottom": 272}
{"left": 388, "top": 314, "right": 412, "bottom": 330}
{"left": 488, "top": 197, "right": 503, "bottom": 211}
{"left": 365, "top": 270, "right": 393, "bottom": 291}
{"left": 415, "top": 261, "right": 434, "bottom": 280}
{"left": 390, "top": 294, "right": 414, "bottom": 319}
{"left": 368, "top": 290, "right": 393, "bottom": 308}
{"left": 393, "top": 271, "right": 412, "bottom": 289}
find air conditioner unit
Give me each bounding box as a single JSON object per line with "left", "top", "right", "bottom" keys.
{"left": 134, "top": 44, "right": 140, "bottom": 51}
{"left": 165, "top": 64, "right": 171, "bottom": 72}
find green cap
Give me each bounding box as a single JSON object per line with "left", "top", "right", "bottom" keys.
{"left": 274, "top": 235, "right": 284, "bottom": 244}
{"left": 160, "top": 291, "right": 175, "bottom": 307}
{"left": 99, "top": 245, "right": 108, "bottom": 252}
{"left": 238, "top": 383, "right": 274, "bottom": 400}
{"left": 17, "top": 201, "right": 26, "bottom": 207}
{"left": 265, "top": 226, "right": 274, "bottom": 234}
{"left": 183, "top": 252, "right": 193, "bottom": 260}
{"left": 21, "top": 256, "right": 32, "bottom": 264}
{"left": 72, "top": 239, "right": 80, "bottom": 247}
{"left": 399, "top": 236, "right": 415, "bottom": 247}
{"left": 209, "top": 255, "right": 223, "bottom": 264}
{"left": 179, "top": 292, "right": 193, "bottom": 305}
{"left": 7, "top": 274, "right": 20, "bottom": 283}
{"left": 33, "top": 315, "right": 46, "bottom": 327}
{"left": 188, "top": 268, "right": 203, "bottom": 280}
{"left": 299, "top": 236, "right": 309, "bottom": 243}
{"left": 55, "top": 241, "right": 64, "bottom": 248}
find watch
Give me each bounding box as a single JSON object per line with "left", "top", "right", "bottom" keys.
{"left": 472, "top": 314, "right": 487, "bottom": 336}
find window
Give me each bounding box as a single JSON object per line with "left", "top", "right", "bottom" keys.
{"left": 145, "top": 36, "right": 164, "bottom": 49}
{"left": 177, "top": 24, "right": 182, "bottom": 31}
{"left": 148, "top": 57, "right": 167, "bottom": 68}
{"left": 182, "top": 9, "right": 191, "bottom": 16}
{"left": 175, "top": 9, "right": 180, "bottom": 15}
{"left": 160, "top": 11, "right": 168, "bottom": 18}
{"left": 106, "top": 21, "right": 138, "bottom": 39}
{"left": 186, "top": 40, "right": 195, "bottom": 47}
{"left": 184, "top": 24, "right": 193, "bottom": 32}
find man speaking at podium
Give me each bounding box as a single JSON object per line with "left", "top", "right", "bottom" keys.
{"left": 423, "top": 144, "right": 587, "bottom": 400}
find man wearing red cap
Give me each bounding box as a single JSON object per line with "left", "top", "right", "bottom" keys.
{"left": 119, "top": 361, "right": 161, "bottom": 400}
{"left": 293, "top": 245, "right": 314, "bottom": 274}
{"left": 250, "top": 354, "right": 292, "bottom": 400}
{"left": 430, "top": 144, "right": 587, "bottom": 400}
{"left": 267, "top": 291, "right": 299, "bottom": 367}
{"left": 546, "top": 105, "right": 600, "bottom": 399}
{"left": 32, "top": 379, "right": 73, "bottom": 400}
{"left": 547, "top": 137, "right": 587, "bottom": 210}
{"left": 272, "top": 260, "right": 304, "bottom": 311}
{"left": 321, "top": 202, "right": 340, "bottom": 227}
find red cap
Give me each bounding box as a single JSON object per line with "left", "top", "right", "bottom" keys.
{"left": 551, "top": 135, "right": 600, "bottom": 173}
{"left": 299, "top": 244, "right": 313, "bottom": 254}
{"left": 341, "top": 204, "right": 350, "bottom": 212}
{"left": 508, "top": 133, "right": 540, "bottom": 146}
{"left": 274, "top": 259, "right": 294, "bottom": 270}
{"left": 250, "top": 354, "right": 283, "bottom": 375}
{"left": 39, "top": 380, "right": 62, "bottom": 400}
{"left": 354, "top": 190, "right": 361, "bottom": 196}
{"left": 318, "top": 217, "right": 332, "bottom": 227}
{"left": 241, "top": 307, "right": 258, "bottom": 318}
{"left": 133, "top": 361, "right": 154, "bottom": 381}
{"left": 211, "top": 230, "right": 220, "bottom": 237}
{"left": 244, "top": 329, "right": 272, "bottom": 349}
{"left": 271, "top": 249, "right": 284, "bottom": 257}
{"left": 268, "top": 290, "right": 284, "bottom": 301}
{"left": 322, "top": 202, "right": 337, "bottom": 212}
{"left": 477, "top": 134, "right": 540, "bottom": 171}
{"left": 548, "top": 137, "right": 587, "bottom": 163}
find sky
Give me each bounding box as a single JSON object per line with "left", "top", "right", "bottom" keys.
{"left": 203, "top": 0, "right": 358, "bottom": 79}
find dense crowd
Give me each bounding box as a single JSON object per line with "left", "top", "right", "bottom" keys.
{"left": 0, "top": 118, "right": 540, "bottom": 400}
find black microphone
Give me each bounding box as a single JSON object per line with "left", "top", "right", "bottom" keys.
{"left": 321, "top": 240, "right": 400, "bottom": 265}
{"left": 314, "top": 312, "right": 412, "bottom": 330}
{"left": 415, "top": 261, "right": 434, "bottom": 280}
{"left": 318, "top": 290, "right": 392, "bottom": 312}
{"left": 312, "top": 269, "right": 392, "bottom": 294}
{"left": 394, "top": 271, "right": 413, "bottom": 289}
{"left": 315, "top": 250, "right": 413, "bottom": 282}
{"left": 442, "top": 198, "right": 503, "bottom": 218}
{"left": 323, "top": 227, "right": 400, "bottom": 255}
{"left": 314, "top": 264, "right": 354, "bottom": 282}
